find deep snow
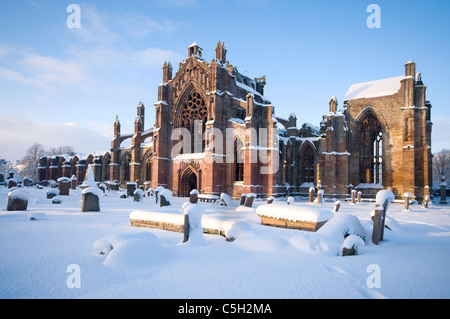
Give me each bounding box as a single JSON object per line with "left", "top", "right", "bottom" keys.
{"left": 0, "top": 186, "right": 449, "bottom": 299}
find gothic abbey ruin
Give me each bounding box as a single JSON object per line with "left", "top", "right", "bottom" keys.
{"left": 38, "top": 41, "right": 433, "bottom": 201}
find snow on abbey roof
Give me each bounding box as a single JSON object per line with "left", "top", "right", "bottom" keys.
{"left": 344, "top": 75, "right": 405, "bottom": 101}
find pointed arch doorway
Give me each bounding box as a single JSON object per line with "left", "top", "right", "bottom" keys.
{"left": 180, "top": 168, "right": 198, "bottom": 197}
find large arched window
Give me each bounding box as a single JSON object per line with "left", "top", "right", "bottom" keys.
{"left": 358, "top": 113, "right": 383, "bottom": 184}
{"left": 120, "top": 152, "right": 131, "bottom": 183}
{"left": 234, "top": 138, "right": 244, "bottom": 182}
{"left": 300, "top": 143, "right": 315, "bottom": 184}
{"left": 146, "top": 159, "right": 152, "bottom": 182}
{"left": 177, "top": 90, "right": 207, "bottom": 154}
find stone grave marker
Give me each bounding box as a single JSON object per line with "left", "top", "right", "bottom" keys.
{"left": 7, "top": 189, "right": 29, "bottom": 211}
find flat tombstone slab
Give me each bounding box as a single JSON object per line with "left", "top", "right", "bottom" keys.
{"left": 82, "top": 192, "right": 100, "bottom": 212}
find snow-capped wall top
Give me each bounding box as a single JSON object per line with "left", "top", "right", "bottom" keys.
{"left": 344, "top": 75, "right": 405, "bottom": 101}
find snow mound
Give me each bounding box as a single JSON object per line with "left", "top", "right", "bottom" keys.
{"left": 8, "top": 189, "right": 29, "bottom": 201}
{"left": 235, "top": 231, "right": 287, "bottom": 252}
{"left": 342, "top": 234, "right": 365, "bottom": 250}
{"left": 317, "top": 214, "right": 366, "bottom": 243}
{"left": 222, "top": 221, "right": 252, "bottom": 240}
{"left": 183, "top": 202, "right": 206, "bottom": 246}
{"left": 289, "top": 232, "right": 335, "bottom": 256}
{"left": 220, "top": 193, "right": 236, "bottom": 207}
{"left": 93, "top": 232, "right": 167, "bottom": 270}
{"left": 28, "top": 212, "right": 47, "bottom": 221}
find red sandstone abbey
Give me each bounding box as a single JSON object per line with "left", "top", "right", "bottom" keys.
{"left": 38, "top": 42, "right": 432, "bottom": 201}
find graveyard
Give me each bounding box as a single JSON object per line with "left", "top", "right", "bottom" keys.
{"left": 0, "top": 174, "right": 449, "bottom": 299}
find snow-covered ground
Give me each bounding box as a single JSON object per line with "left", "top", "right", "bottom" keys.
{"left": 0, "top": 186, "right": 449, "bottom": 299}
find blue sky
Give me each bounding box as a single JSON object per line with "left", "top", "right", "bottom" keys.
{"left": 0, "top": 0, "right": 449, "bottom": 161}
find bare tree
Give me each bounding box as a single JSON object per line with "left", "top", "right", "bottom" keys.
{"left": 20, "top": 143, "right": 46, "bottom": 181}
{"left": 48, "top": 145, "right": 76, "bottom": 157}
{"left": 433, "top": 148, "right": 450, "bottom": 185}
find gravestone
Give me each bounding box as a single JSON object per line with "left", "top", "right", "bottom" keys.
{"left": 423, "top": 186, "right": 430, "bottom": 208}
{"left": 7, "top": 179, "right": 17, "bottom": 189}
{"left": 155, "top": 186, "right": 164, "bottom": 204}
{"left": 403, "top": 193, "right": 411, "bottom": 210}
{"left": 81, "top": 188, "right": 101, "bottom": 212}
{"left": 372, "top": 199, "right": 388, "bottom": 245}
{"left": 52, "top": 196, "right": 63, "bottom": 204}
{"left": 189, "top": 189, "right": 198, "bottom": 204}
{"left": 334, "top": 200, "right": 341, "bottom": 212}
{"left": 134, "top": 189, "right": 144, "bottom": 202}
{"left": 239, "top": 194, "right": 247, "bottom": 205}
{"left": 317, "top": 190, "right": 324, "bottom": 205}
{"left": 46, "top": 188, "right": 59, "bottom": 199}
{"left": 23, "top": 177, "right": 32, "bottom": 187}
{"left": 309, "top": 187, "right": 314, "bottom": 203}
{"left": 351, "top": 189, "right": 357, "bottom": 204}
{"left": 109, "top": 180, "right": 119, "bottom": 191}
{"left": 70, "top": 175, "right": 77, "bottom": 190}
{"left": 58, "top": 177, "right": 70, "bottom": 196}
{"left": 160, "top": 189, "right": 172, "bottom": 207}
{"left": 244, "top": 193, "right": 255, "bottom": 208}
{"left": 287, "top": 196, "right": 294, "bottom": 205}
{"left": 7, "top": 189, "right": 29, "bottom": 211}
{"left": 127, "top": 183, "right": 137, "bottom": 197}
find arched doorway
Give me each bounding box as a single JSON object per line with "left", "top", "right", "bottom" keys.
{"left": 180, "top": 168, "right": 198, "bottom": 197}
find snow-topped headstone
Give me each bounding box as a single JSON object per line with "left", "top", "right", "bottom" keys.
{"left": 160, "top": 189, "right": 172, "bottom": 207}
{"left": 372, "top": 189, "right": 395, "bottom": 245}
{"left": 440, "top": 176, "right": 447, "bottom": 205}
{"left": 81, "top": 187, "right": 101, "bottom": 212}
{"left": 127, "top": 182, "right": 137, "bottom": 197}
{"left": 7, "top": 189, "right": 29, "bottom": 211}
{"left": 134, "top": 188, "right": 144, "bottom": 202}
{"left": 57, "top": 177, "right": 70, "bottom": 196}
{"left": 245, "top": 193, "right": 256, "bottom": 208}
{"left": 189, "top": 189, "right": 199, "bottom": 204}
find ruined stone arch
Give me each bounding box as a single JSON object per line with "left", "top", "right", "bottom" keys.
{"left": 299, "top": 140, "right": 316, "bottom": 185}
{"left": 140, "top": 148, "right": 153, "bottom": 183}
{"left": 70, "top": 155, "right": 79, "bottom": 177}
{"left": 356, "top": 109, "right": 384, "bottom": 185}
{"left": 101, "top": 152, "right": 111, "bottom": 182}
{"left": 119, "top": 151, "right": 131, "bottom": 184}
